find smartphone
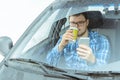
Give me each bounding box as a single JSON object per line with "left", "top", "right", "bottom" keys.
{"left": 78, "top": 37, "right": 90, "bottom": 46}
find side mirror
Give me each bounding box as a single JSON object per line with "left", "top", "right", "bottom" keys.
{"left": 0, "top": 36, "right": 13, "bottom": 57}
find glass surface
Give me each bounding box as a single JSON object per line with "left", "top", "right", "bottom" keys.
{"left": 7, "top": 1, "right": 120, "bottom": 72}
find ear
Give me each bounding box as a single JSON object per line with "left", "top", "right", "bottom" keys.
{"left": 86, "top": 19, "right": 89, "bottom": 26}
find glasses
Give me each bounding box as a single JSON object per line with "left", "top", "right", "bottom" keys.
{"left": 70, "top": 20, "right": 86, "bottom": 26}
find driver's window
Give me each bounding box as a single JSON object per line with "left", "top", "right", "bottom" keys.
{"left": 23, "top": 10, "right": 61, "bottom": 53}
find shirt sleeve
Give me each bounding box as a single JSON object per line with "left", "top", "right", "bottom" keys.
{"left": 95, "top": 35, "right": 110, "bottom": 66}
{"left": 46, "top": 37, "right": 62, "bottom": 66}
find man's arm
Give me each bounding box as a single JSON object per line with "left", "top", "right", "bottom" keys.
{"left": 95, "top": 35, "right": 110, "bottom": 66}
{"left": 46, "top": 37, "right": 63, "bottom": 66}
{"left": 46, "top": 29, "right": 74, "bottom": 66}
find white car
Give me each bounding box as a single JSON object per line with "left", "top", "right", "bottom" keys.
{"left": 0, "top": 0, "right": 120, "bottom": 80}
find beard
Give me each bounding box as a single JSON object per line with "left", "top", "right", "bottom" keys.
{"left": 78, "top": 29, "right": 87, "bottom": 37}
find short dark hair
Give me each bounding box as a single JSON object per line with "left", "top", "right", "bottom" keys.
{"left": 70, "top": 12, "right": 88, "bottom": 20}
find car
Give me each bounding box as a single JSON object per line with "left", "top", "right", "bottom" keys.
{"left": 0, "top": 0, "right": 120, "bottom": 80}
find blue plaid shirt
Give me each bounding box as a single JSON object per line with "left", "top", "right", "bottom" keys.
{"left": 47, "top": 31, "right": 110, "bottom": 70}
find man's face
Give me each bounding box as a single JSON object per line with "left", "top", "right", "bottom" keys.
{"left": 69, "top": 14, "right": 89, "bottom": 37}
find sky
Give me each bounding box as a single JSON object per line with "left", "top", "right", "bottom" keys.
{"left": 0, "top": 0, "right": 54, "bottom": 44}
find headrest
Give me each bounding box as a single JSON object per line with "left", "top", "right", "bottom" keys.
{"left": 86, "top": 11, "right": 115, "bottom": 29}
{"left": 85, "top": 11, "right": 103, "bottom": 29}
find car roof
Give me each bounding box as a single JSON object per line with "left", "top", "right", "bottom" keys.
{"left": 53, "top": 0, "right": 119, "bottom": 5}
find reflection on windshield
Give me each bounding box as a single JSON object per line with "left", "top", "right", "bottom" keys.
{"left": 46, "top": 12, "right": 111, "bottom": 71}
{"left": 0, "top": 52, "right": 4, "bottom": 62}
{"left": 9, "top": 5, "right": 120, "bottom": 72}
{"left": 23, "top": 10, "right": 61, "bottom": 53}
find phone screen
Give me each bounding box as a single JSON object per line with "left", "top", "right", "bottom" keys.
{"left": 78, "top": 37, "right": 90, "bottom": 46}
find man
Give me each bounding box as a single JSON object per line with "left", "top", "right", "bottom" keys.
{"left": 47, "top": 12, "right": 110, "bottom": 70}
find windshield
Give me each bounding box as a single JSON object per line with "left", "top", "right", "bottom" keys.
{"left": 8, "top": 1, "right": 120, "bottom": 72}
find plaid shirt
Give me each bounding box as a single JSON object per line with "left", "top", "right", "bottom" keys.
{"left": 46, "top": 30, "right": 110, "bottom": 70}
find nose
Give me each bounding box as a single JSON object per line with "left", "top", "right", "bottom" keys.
{"left": 75, "top": 24, "right": 79, "bottom": 28}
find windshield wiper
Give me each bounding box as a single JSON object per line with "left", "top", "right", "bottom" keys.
{"left": 84, "top": 71, "right": 120, "bottom": 80}
{"left": 9, "top": 58, "right": 120, "bottom": 79}
{"left": 5, "top": 58, "right": 88, "bottom": 79}
{"left": 7, "top": 58, "right": 50, "bottom": 74}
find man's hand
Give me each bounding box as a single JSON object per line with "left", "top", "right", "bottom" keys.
{"left": 58, "top": 29, "right": 73, "bottom": 51}
{"left": 77, "top": 45, "right": 96, "bottom": 64}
